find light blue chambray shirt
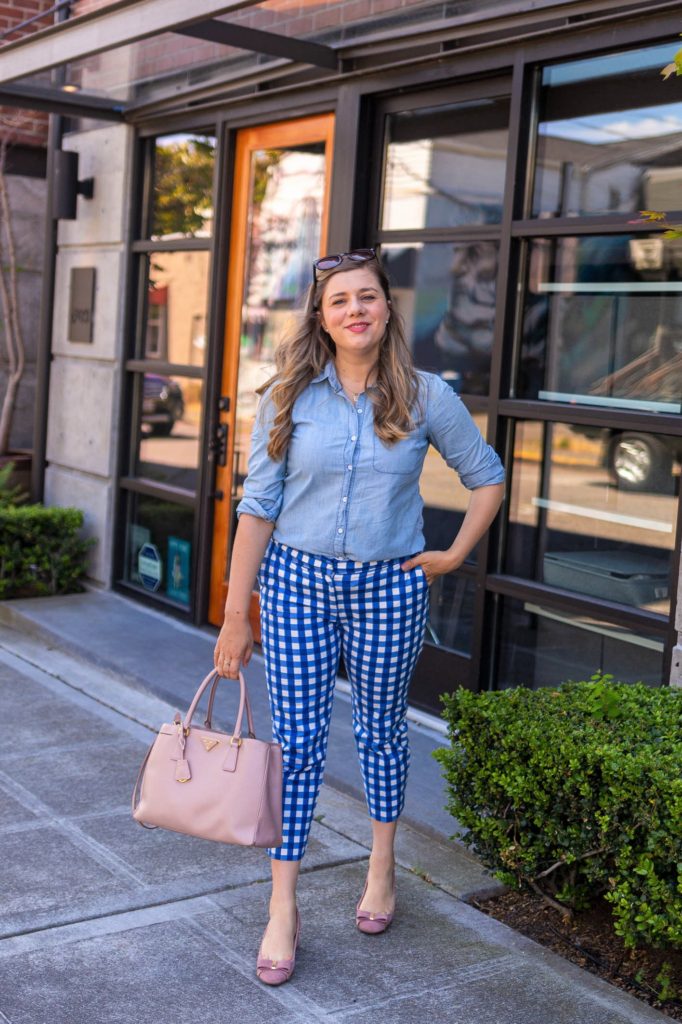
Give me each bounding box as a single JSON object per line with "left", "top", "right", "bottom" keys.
{"left": 236, "top": 360, "right": 505, "bottom": 561}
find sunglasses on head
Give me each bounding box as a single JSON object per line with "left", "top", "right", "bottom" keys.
{"left": 312, "top": 248, "right": 376, "bottom": 283}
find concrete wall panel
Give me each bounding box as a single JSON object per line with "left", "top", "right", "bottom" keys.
{"left": 57, "top": 124, "right": 132, "bottom": 248}
{"left": 51, "top": 248, "right": 124, "bottom": 362}
{"left": 43, "top": 465, "right": 114, "bottom": 585}
{"left": 45, "top": 357, "right": 117, "bottom": 478}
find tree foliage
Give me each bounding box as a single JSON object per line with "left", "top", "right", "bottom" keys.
{"left": 151, "top": 136, "right": 215, "bottom": 237}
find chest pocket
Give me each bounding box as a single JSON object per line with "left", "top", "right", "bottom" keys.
{"left": 373, "top": 433, "right": 424, "bottom": 475}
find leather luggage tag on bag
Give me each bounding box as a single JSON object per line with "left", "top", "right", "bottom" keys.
{"left": 175, "top": 759, "right": 191, "bottom": 783}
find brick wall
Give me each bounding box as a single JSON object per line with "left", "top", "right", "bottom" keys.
{"left": 0, "top": 0, "right": 56, "bottom": 147}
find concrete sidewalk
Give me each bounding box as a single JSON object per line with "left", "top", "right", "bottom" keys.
{"left": 0, "top": 602, "right": 671, "bottom": 1022}
{"left": 0, "top": 589, "right": 459, "bottom": 843}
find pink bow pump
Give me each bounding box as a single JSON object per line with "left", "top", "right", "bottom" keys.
{"left": 356, "top": 875, "right": 396, "bottom": 935}
{"left": 256, "top": 910, "right": 301, "bottom": 986}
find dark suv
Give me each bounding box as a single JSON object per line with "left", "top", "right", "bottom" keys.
{"left": 142, "top": 374, "right": 185, "bottom": 436}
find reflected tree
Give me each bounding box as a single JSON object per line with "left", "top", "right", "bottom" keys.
{"left": 152, "top": 136, "right": 215, "bottom": 237}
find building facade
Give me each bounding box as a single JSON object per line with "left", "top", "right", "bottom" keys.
{"left": 3, "top": 0, "right": 682, "bottom": 713}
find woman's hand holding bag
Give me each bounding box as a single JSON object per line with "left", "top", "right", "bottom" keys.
{"left": 131, "top": 667, "right": 282, "bottom": 847}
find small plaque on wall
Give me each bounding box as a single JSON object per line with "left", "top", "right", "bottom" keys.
{"left": 68, "top": 267, "right": 96, "bottom": 343}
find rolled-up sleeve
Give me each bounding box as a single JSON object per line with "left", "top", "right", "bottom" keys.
{"left": 235, "top": 391, "right": 287, "bottom": 523}
{"left": 427, "top": 374, "right": 505, "bottom": 489}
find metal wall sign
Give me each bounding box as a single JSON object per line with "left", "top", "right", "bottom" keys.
{"left": 68, "top": 266, "right": 96, "bottom": 343}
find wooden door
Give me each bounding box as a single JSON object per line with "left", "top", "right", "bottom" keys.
{"left": 209, "top": 114, "right": 335, "bottom": 629}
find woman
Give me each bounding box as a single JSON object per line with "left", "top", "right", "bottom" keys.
{"left": 213, "top": 248, "right": 505, "bottom": 986}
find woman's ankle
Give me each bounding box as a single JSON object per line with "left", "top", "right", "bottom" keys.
{"left": 368, "top": 849, "right": 395, "bottom": 868}
{"left": 268, "top": 897, "right": 297, "bottom": 917}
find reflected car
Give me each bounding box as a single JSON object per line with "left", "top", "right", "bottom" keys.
{"left": 572, "top": 426, "right": 681, "bottom": 493}
{"left": 142, "top": 374, "right": 184, "bottom": 436}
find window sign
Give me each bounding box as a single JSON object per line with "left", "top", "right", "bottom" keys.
{"left": 129, "top": 525, "right": 151, "bottom": 584}
{"left": 138, "top": 543, "right": 163, "bottom": 592}
{"left": 167, "top": 536, "right": 191, "bottom": 605}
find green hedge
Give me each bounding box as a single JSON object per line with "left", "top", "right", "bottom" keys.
{"left": 434, "top": 675, "right": 682, "bottom": 952}
{"left": 0, "top": 505, "right": 93, "bottom": 598}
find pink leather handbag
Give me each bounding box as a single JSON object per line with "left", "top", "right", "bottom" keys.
{"left": 132, "top": 668, "right": 282, "bottom": 847}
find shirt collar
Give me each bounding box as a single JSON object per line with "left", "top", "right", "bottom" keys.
{"left": 311, "top": 360, "right": 377, "bottom": 392}
{"left": 311, "top": 361, "right": 342, "bottom": 392}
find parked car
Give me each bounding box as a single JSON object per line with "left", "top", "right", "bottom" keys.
{"left": 142, "top": 374, "right": 185, "bottom": 436}
{"left": 572, "top": 426, "right": 681, "bottom": 493}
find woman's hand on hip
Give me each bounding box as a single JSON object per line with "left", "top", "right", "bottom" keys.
{"left": 214, "top": 610, "right": 253, "bottom": 679}
{"left": 400, "top": 550, "right": 461, "bottom": 586}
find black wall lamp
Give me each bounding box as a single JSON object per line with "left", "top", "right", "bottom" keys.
{"left": 52, "top": 149, "right": 94, "bottom": 220}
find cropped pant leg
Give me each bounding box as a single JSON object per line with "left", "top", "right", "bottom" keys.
{"left": 338, "top": 559, "right": 430, "bottom": 822}
{"left": 259, "top": 541, "right": 341, "bottom": 861}
{"left": 259, "top": 541, "right": 430, "bottom": 860}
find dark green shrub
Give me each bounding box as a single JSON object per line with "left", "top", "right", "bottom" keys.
{"left": 0, "top": 461, "right": 28, "bottom": 508}
{"left": 0, "top": 505, "right": 93, "bottom": 598}
{"left": 433, "top": 675, "right": 682, "bottom": 952}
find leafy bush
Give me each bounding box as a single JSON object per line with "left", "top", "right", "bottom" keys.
{"left": 0, "top": 505, "right": 93, "bottom": 598}
{"left": 434, "top": 675, "right": 682, "bottom": 952}
{"left": 0, "top": 460, "right": 28, "bottom": 508}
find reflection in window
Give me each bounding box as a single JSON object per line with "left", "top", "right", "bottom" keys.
{"left": 506, "top": 421, "right": 677, "bottom": 615}
{"left": 382, "top": 98, "right": 509, "bottom": 230}
{"left": 151, "top": 133, "right": 215, "bottom": 239}
{"left": 123, "top": 493, "right": 194, "bottom": 608}
{"left": 142, "top": 251, "right": 210, "bottom": 364}
{"left": 425, "top": 573, "right": 476, "bottom": 655}
{"left": 497, "top": 596, "right": 664, "bottom": 690}
{"left": 382, "top": 242, "right": 498, "bottom": 395}
{"left": 232, "top": 143, "right": 327, "bottom": 554}
{"left": 533, "top": 42, "right": 682, "bottom": 219}
{"left": 519, "top": 235, "right": 682, "bottom": 411}
{"left": 137, "top": 376, "right": 202, "bottom": 491}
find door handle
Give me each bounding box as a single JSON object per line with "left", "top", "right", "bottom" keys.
{"left": 209, "top": 422, "right": 229, "bottom": 466}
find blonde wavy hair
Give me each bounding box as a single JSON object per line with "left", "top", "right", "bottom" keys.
{"left": 256, "top": 253, "right": 421, "bottom": 461}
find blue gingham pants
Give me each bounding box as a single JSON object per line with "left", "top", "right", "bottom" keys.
{"left": 258, "top": 539, "right": 430, "bottom": 861}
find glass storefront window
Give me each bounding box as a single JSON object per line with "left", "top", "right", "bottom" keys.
{"left": 123, "top": 493, "right": 195, "bottom": 608}
{"left": 135, "top": 375, "right": 203, "bottom": 491}
{"left": 518, "top": 235, "right": 682, "bottom": 411}
{"left": 425, "top": 573, "right": 476, "bottom": 655}
{"left": 150, "top": 133, "right": 215, "bottom": 240}
{"left": 382, "top": 241, "right": 499, "bottom": 395}
{"left": 497, "top": 596, "right": 664, "bottom": 689}
{"left": 382, "top": 97, "right": 510, "bottom": 230}
{"left": 506, "top": 420, "right": 678, "bottom": 615}
{"left": 140, "top": 251, "right": 211, "bottom": 364}
{"left": 533, "top": 42, "right": 682, "bottom": 219}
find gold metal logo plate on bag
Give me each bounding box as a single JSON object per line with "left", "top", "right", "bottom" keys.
{"left": 201, "top": 738, "right": 220, "bottom": 752}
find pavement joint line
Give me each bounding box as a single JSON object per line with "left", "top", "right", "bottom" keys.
{"left": 0, "top": 894, "right": 223, "bottom": 959}
{"left": 329, "top": 954, "right": 521, "bottom": 1020}
{"left": 183, "top": 916, "right": 332, "bottom": 1022}
{"left": 0, "top": 767, "right": 146, "bottom": 888}
{"left": 0, "top": 855, "right": 371, "bottom": 945}
{"left": 0, "top": 1009, "right": 11, "bottom": 1024}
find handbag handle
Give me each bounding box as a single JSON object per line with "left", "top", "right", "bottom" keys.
{"left": 204, "top": 670, "right": 255, "bottom": 737}
{"left": 183, "top": 668, "right": 252, "bottom": 741}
